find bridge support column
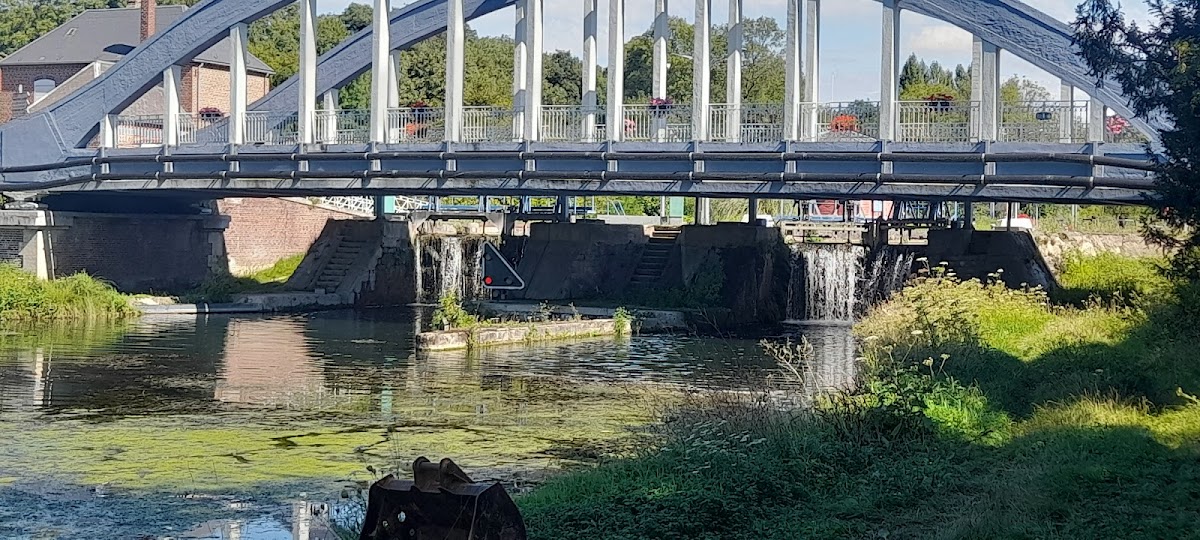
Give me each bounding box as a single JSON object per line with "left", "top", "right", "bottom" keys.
{"left": 321, "top": 90, "right": 339, "bottom": 143}
{"left": 163, "top": 66, "right": 182, "bottom": 148}
{"left": 582, "top": 0, "right": 599, "bottom": 142}
{"left": 971, "top": 36, "right": 1000, "bottom": 141}
{"left": 523, "top": 0, "right": 543, "bottom": 141}
{"left": 299, "top": 0, "right": 317, "bottom": 145}
{"left": 726, "top": 0, "right": 743, "bottom": 142}
{"left": 445, "top": 0, "right": 466, "bottom": 143}
{"left": 100, "top": 114, "right": 117, "bottom": 149}
{"left": 800, "top": 0, "right": 820, "bottom": 141}
{"left": 1088, "top": 98, "right": 1105, "bottom": 142}
{"left": 370, "top": 0, "right": 393, "bottom": 143}
{"left": 606, "top": 0, "right": 625, "bottom": 142}
{"left": 694, "top": 0, "right": 712, "bottom": 225}
{"left": 747, "top": 198, "right": 759, "bottom": 223}
{"left": 652, "top": 0, "right": 669, "bottom": 142}
{"left": 388, "top": 50, "right": 402, "bottom": 109}
{"left": 653, "top": 0, "right": 669, "bottom": 100}
{"left": 783, "top": 0, "right": 801, "bottom": 140}
{"left": 513, "top": 0, "right": 528, "bottom": 140}
{"left": 693, "top": 0, "right": 711, "bottom": 141}
{"left": 230, "top": 23, "right": 249, "bottom": 145}
{"left": 879, "top": 0, "right": 900, "bottom": 142}
{"left": 1060, "top": 82, "right": 1075, "bottom": 142}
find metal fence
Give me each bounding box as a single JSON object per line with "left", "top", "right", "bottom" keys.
{"left": 897, "top": 100, "right": 980, "bottom": 143}
{"left": 806, "top": 101, "right": 881, "bottom": 142}
{"left": 177, "top": 113, "right": 229, "bottom": 145}
{"left": 999, "top": 101, "right": 1089, "bottom": 143}
{"left": 244, "top": 111, "right": 300, "bottom": 145}
{"left": 116, "top": 114, "right": 164, "bottom": 147}
{"left": 541, "top": 105, "right": 605, "bottom": 142}
{"left": 462, "top": 106, "right": 518, "bottom": 142}
{"left": 620, "top": 104, "right": 693, "bottom": 142}
{"left": 709, "top": 103, "right": 785, "bottom": 143}
{"left": 314, "top": 109, "right": 371, "bottom": 144}
{"left": 387, "top": 107, "right": 445, "bottom": 143}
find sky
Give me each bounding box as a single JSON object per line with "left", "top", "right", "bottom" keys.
{"left": 316, "top": 0, "right": 1153, "bottom": 101}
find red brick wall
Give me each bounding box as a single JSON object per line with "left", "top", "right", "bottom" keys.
{"left": 218, "top": 198, "right": 359, "bottom": 275}
{"left": 185, "top": 64, "right": 271, "bottom": 114}
{"left": 0, "top": 63, "right": 89, "bottom": 122}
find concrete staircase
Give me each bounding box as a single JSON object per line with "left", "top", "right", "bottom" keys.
{"left": 630, "top": 227, "right": 680, "bottom": 287}
{"left": 313, "top": 237, "right": 369, "bottom": 292}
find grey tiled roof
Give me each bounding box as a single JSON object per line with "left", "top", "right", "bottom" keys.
{"left": 0, "top": 5, "right": 274, "bottom": 73}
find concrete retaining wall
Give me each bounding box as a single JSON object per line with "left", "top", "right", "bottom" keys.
{"left": 666, "top": 224, "right": 792, "bottom": 324}
{"left": 508, "top": 222, "right": 648, "bottom": 300}
{"left": 924, "top": 229, "right": 1056, "bottom": 289}
{"left": 417, "top": 319, "right": 630, "bottom": 351}
{"left": 0, "top": 210, "right": 228, "bottom": 291}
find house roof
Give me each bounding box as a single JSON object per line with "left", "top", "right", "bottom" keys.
{"left": 0, "top": 6, "right": 273, "bottom": 74}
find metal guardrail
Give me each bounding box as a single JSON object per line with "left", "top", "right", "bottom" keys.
{"left": 112, "top": 101, "right": 1145, "bottom": 149}
{"left": 897, "top": 101, "right": 980, "bottom": 143}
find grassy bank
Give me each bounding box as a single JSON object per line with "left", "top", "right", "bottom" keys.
{"left": 518, "top": 254, "right": 1200, "bottom": 539}
{"left": 181, "top": 254, "right": 305, "bottom": 303}
{"left": 0, "top": 265, "right": 137, "bottom": 321}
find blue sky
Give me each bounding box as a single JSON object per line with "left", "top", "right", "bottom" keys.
{"left": 318, "top": 0, "right": 1151, "bottom": 101}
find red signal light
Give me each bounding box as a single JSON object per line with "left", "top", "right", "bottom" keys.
{"left": 484, "top": 276, "right": 494, "bottom": 286}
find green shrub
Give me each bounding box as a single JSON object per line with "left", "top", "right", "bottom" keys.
{"left": 0, "top": 265, "right": 136, "bottom": 321}
{"left": 431, "top": 293, "right": 477, "bottom": 329}
{"left": 1055, "top": 251, "right": 1168, "bottom": 307}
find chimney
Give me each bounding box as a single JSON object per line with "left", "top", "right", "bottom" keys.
{"left": 138, "top": 0, "right": 156, "bottom": 42}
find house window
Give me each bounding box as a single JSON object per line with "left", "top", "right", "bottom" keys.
{"left": 33, "top": 78, "right": 56, "bottom": 101}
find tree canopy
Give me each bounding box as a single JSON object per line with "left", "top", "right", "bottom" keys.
{"left": 1074, "top": 0, "right": 1200, "bottom": 277}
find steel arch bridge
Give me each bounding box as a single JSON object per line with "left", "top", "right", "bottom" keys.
{"left": 0, "top": 0, "right": 1164, "bottom": 207}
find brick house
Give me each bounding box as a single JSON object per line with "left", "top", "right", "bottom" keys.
{"left": 0, "top": 0, "right": 273, "bottom": 127}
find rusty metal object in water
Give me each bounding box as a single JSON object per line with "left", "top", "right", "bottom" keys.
{"left": 359, "top": 457, "right": 527, "bottom": 540}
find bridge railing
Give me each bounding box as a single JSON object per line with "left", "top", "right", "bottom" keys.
{"left": 806, "top": 101, "right": 882, "bottom": 141}
{"left": 619, "top": 104, "right": 693, "bottom": 142}
{"left": 999, "top": 101, "right": 1089, "bottom": 143}
{"left": 709, "top": 103, "right": 785, "bottom": 143}
{"left": 115, "top": 101, "right": 1142, "bottom": 149}
{"left": 898, "top": 100, "right": 981, "bottom": 142}
{"left": 387, "top": 107, "right": 446, "bottom": 143}
{"left": 245, "top": 111, "right": 300, "bottom": 145}
{"left": 177, "top": 113, "right": 230, "bottom": 145}
{"left": 462, "top": 106, "right": 518, "bottom": 142}
{"left": 117, "top": 114, "right": 164, "bottom": 147}
{"left": 315, "top": 109, "right": 371, "bottom": 144}
{"left": 541, "top": 105, "right": 605, "bottom": 142}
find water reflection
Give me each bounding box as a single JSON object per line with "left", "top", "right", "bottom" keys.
{"left": 0, "top": 310, "right": 859, "bottom": 540}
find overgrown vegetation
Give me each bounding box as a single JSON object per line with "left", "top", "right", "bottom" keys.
{"left": 430, "top": 293, "right": 478, "bottom": 329}
{"left": 1074, "top": 0, "right": 1200, "bottom": 278}
{"left": 519, "top": 256, "right": 1200, "bottom": 538}
{"left": 1054, "top": 251, "right": 1169, "bottom": 307}
{"left": 179, "top": 254, "right": 306, "bottom": 303}
{"left": 0, "top": 265, "right": 136, "bottom": 321}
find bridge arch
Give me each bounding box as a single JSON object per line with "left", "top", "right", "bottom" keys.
{"left": 0, "top": 0, "right": 1160, "bottom": 170}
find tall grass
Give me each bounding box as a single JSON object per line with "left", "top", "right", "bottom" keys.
{"left": 519, "top": 257, "right": 1200, "bottom": 539}
{"left": 0, "top": 265, "right": 137, "bottom": 321}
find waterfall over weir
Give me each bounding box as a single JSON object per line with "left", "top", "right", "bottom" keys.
{"left": 787, "top": 245, "right": 916, "bottom": 324}
{"left": 415, "top": 235, "right": 487, "bottom": 304}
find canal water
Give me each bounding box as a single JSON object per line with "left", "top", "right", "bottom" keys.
{"left": 0, "top": 310, "right": 856, "bottom": 539}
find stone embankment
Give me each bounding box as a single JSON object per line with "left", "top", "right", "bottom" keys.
{"left": 417, "top": 319, "right": 630, "bottom": 351}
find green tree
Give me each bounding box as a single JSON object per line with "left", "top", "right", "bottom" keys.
{"left": 0, "top": 0, "right": 196, "bottom": 56}
{"left": 1074, "top": 0, "right": 1199, "bottom": 277}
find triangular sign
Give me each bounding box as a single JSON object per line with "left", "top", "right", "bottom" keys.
{"left": 481, "top": 241, "right": 526, "bottom": 291}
